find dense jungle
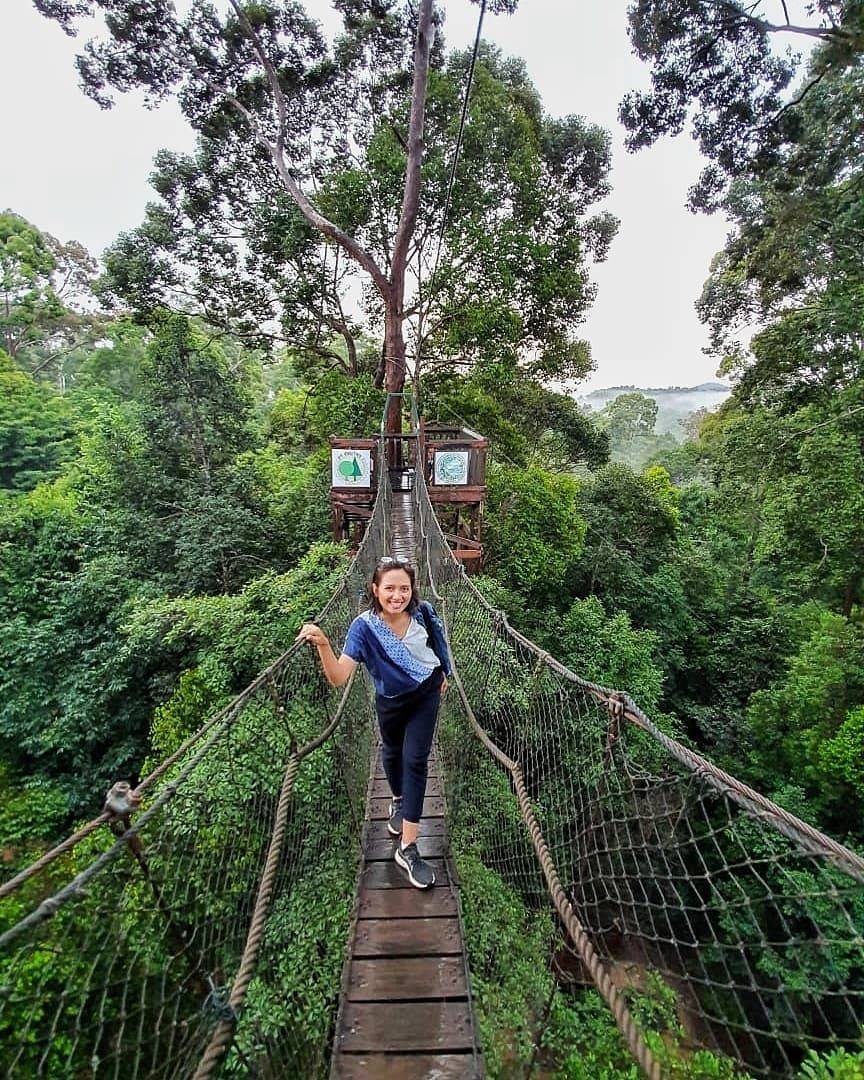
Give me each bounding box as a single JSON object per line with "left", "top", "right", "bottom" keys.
{"left": 2, "top": 1, "right": 863, "bottom": 1076}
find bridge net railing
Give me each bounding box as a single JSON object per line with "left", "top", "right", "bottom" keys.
{"left": 0, "top": 448, "right": 391, "bottom": 1079}
{"left": 412, "top": 464, "right": 864, "bottom": 1077}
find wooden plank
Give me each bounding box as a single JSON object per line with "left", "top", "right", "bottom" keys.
{"left": 357, "top": 887, "right": 457, "bottom": 919}
{"left": 347, "top": 957, "right": 467, "bottom": 1001}
{"left": 337, "top": 1001, "right": 475, "bottom": 1053}
{"left": 330, "top": 437, "right": 377, "bottom": 449}
{"left": 332, "top": 1052, "right": 479, "bottom": 1079}
{"left": 369, "top": 796, "right": 444, "bottom": 820}
{"left": 370, "top": 776, "right": 442, "bottom": 799}
{"left": 374, "top": 764, "right": 440, "bottom": 779}
{"left": 375, "top": 750, "right": 439, "bottom": 764}
{"left": 365, "top": 835, "right": 447, "bottom": 861}
{"left": 428, "top": 486, "right": 485, "bottom": 502}
{"left": 362, "top": 859, "right": 446, "bottom": 889}
{"left": 364, "top": 819, "right": 446, "bottom": 842}
{"left": 353, "top": 917, "right": 462, "bottom": 958}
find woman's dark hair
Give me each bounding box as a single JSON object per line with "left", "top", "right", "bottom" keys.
{"left": 367, "top": 558, "right": 420, "bottom": 614}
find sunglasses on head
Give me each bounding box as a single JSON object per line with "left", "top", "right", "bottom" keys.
{"left": 377, "top": 556, "right": 411, "bottom": 568}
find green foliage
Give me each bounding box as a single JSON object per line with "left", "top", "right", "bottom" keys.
{"left": 798, "top": 1045, "right": 864, "bottom": 1080}
{"left": 68, "top": 313, "right": 288, "bottom": 595}
{"left": 552, "top": 595, "right": 664, "bottom": 709}
{"left": 0, "top": 764, "right": 69, "bottom": 851}
{"left": 746, "top": 606, "right": 864, "bottom": 832}
{"left": 425, "top": 365, "right": 610, "bottom": 470}
{"left": 484, "top": 462, "right": 585, "bottom": 609}
{"left": 147, "top": 666, "right": 231, "bottom": 761}
{"left": 820, "top": 707, "right": 864, "bottom": 801}
{"left": 125, "top": 542, "right": 349, "bottom": 713}
{"left": 230, "top": 852, "right": 356, "bottom": 1073}
{"left": 0, "top": 351, "right": 77, "bottom": 490}
{"left": 268, "top": 369, "right": 384, "bottom": 451}
{"left": 545, "top": 977, "right": 751, "bottom": 1079}
{"left": 455, "top": 847, "right": 559, "bottom": 1076}
{"left": 598, "top": 390, "right": 658, "bottom": 444}
{"left": 622, "top": 2, "right": 864, "bottom": 210}
{"left": 571, "top": 462, "right": 678, "bottom": 615}
{"left": 0, "top": 211, "right": 63, "bottom": 359}
{"left": 470, "top": 573, "right": 530, "bottom": 631}
{"left": 0, "top": 211, "right": 104, "bottom": 386}
{"left": 457, "top": 846, "right": 753, "bottom": 1078}
{"left": 0, "top": 546, "right": 155, "bottom": 816}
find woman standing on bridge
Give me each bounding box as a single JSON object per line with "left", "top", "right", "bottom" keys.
{"left": 295, "top": 557, "right": 451, "bottom": 889}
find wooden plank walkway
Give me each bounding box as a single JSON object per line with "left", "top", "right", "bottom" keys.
{"left": 389, "top": 490, "right": 415, "bottom": 563}
{"left": 330, "top": 748, "right": 484, "bottom": 1078}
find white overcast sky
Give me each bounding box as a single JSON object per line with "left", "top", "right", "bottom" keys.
{"left": 2, "top": 1, "right": 804, "bottom": 390}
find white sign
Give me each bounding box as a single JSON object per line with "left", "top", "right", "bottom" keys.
{"left": 434, "top": 450, "right": 469, "bottom": 486}
{"left": 331, "top": 448, "right": 372, "bottom": 488}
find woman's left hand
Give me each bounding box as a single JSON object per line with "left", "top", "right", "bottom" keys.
{"left": 441, "top": 675, "right": 449, "bottom": 696}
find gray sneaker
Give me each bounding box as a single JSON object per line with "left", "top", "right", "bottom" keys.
{"left": 394, "top": 841, "right": 436, "bottom": 888}
{"left": 387, "top": 797, "right": 403, "bottom": 837}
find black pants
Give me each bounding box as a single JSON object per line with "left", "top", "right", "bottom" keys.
{"left": 375, "top": 668, "right": 443, "bottom": 823}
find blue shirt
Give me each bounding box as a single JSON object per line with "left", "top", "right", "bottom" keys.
{"left": 343, "top": 601, "right": 452, "bottom": 698}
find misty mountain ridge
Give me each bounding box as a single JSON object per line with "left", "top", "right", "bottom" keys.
{"left": 579, "top": 382, "right": 732, "bottom": 437}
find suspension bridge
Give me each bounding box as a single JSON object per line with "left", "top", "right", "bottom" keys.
{"left": 1, "top": 415, "right": 863, "bottom": 1080}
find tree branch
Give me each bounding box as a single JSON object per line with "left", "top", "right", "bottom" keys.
{"left": 758, "top": 66, "right": 829, "bottom": 132}
{"left": 389, "top": 0, "right": 435, "bottom": 302}
{"left": 708, "top": 0, "right": 847, "bottom": 41}
{"left": 225, "top": 0, "right": 391, "bottom": 300}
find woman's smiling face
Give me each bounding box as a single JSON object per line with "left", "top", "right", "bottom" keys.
{"left": 373, "top": 568, "right": 413, "bottom": 615}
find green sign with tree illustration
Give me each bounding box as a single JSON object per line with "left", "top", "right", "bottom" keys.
{"left": 331, "top": 449, "right": 371, "bottom": 488}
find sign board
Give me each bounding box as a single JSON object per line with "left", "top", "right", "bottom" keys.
{"left": 331, "top": 448, "right": 372, "bottom": 488}
{"left": 433, "top": 450, "right": 470, "bottom": 486}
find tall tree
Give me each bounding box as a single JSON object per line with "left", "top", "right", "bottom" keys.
{"left": 1, "top": 212, "right": 64, "bottom": 361}
{"left": 621, "top": 1, "right": 864, "bottom": 210}
{"left": 0, "top": 211, "right": 104, "bottom": 388}
{"left": 35, "top": 0, "right": 515, "bottom": 432}
{"left": 38, "top": 2, "right": 614, "bottom": 431}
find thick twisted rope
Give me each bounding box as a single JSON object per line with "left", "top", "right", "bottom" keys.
{"left": 449, "top": 554, "right": 864, "bottom": 885}
{"left": 449, "top": 664, "right": 662, "bottom": 1080}
{"left": 409, "top": 462, "right": 660, "bottom": 1076}
{"left": 192, "top": 673, "right": 357, "bottom": 1079}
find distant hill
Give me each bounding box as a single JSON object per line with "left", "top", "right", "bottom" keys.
{"left": 579, "top": 382, "right": 732, "bottom": 436}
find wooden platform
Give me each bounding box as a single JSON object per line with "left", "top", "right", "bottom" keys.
{"left": 389, "top": 490, "right": 415, "bottom": 563}
{"left": 330, "top": 749, "right": 483, "bottom": 1078}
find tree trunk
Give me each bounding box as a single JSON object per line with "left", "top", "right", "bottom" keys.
{"left": 385, "top": 284, "right": 407, "bottom": 391}
{"left": 233, "top": 0, "right": 435, "bottom": 442}
{"left": 383, "top": 0, "right": 435, "bottom": 439}
{"left": 384, "top": 297, "right": 406, "bottom": 466}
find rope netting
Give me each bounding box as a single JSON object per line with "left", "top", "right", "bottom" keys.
{"left": 0, "top": 447, "right": 393, "bottom": 1079}
{"left": 4, "top": 418, "right": 864, "bottom": 1079}
{"left": 411, "top": 462, "right": 864, "bottom": 1077}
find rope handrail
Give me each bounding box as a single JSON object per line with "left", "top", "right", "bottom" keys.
{"left": 191, "top": 671, "right": 357, "bottom": 1080}
{"left": 414, "top": 490, "right": 864, "bottom": 885}
{"left": 409, "top": 456, "right": 864, "bottom": 1078}
{"left": 410, "top": 463, "right": 659, "bottom": 1077}
{"left": 2, "top": 424, "right": 863, "bottom": 1078}
{"left": 449, "top": 663, "right": 662, "bottom": 1080}
{"left": 0, "top": 441, "right": 394, "bottom": 1078}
